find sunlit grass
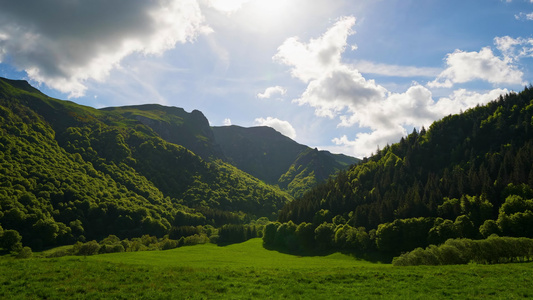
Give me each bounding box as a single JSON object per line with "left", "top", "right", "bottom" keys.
{"left": 90, "top": 238, "right": 373, "bottom": 269}
{"left": 1, "top": 239, "right": 532, "bottom": 299}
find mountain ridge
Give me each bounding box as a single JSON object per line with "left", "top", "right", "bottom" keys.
{"left": 212, "top": 125, "right": 359, "bottom": 197}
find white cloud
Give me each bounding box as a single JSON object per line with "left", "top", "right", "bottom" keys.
{"left": 273, "top": 16, "right": 356, "bottom": 82}
{"left": 254, "top": 117, "right": 297, "bottom": 139}
{"left": 257, "top": 86, "right": 287, "bottom": 99}
{"left": 515, "top": 12, "right": 533, "bottom": 20}
{"left": 223, "top": 118, "right": 232, "bottom": 125}
{"left": 428, "top": 47, "right": 524, "bottom": 88}
{"left": 494, "top": 36, "right": 533, "bottom": 62}
{"left": 294, "top": 65, "right": 387, "bottom": 118}
{"left": 0, "top": 0, "right": 211, "bottom": 98}
{"left": 332, "top": 125, "right": 407, "bottom": 158}
{"left": 274, "top": 16, "right": 387, "bottom": 119}
{"left": 354, "top": 60, "right": 441, "bottom": 78}
{"left": 275, "top": 16, "right": 513, "bottom": 158}
{"left": 431, "top": 88, "right": 509, "bottom": 116}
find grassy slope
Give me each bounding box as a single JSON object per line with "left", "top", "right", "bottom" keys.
{"left": 1, "top": 239, "right": 532, "bottom": 299}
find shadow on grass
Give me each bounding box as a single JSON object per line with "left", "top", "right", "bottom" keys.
{"left": 262, "top": 243, "right": 393, "bottom": 264}
{"left": 214, "top": 238, "right": 394, "bottom": 263}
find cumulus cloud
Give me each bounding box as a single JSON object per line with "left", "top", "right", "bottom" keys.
{"left": 274, "top": 16, "right": 387, "bottom": 119}
{"left": 257, "top": 86, "right": 287, "bottom": 99}
{"left": 294, "top": 65, "right": 387, "bottom": 118}
{"left": 332, "top": 125, "right": 407, "bottom": 157}
{"left": 275, "top": 16, "right": 512, "bottom": 158}
{"left": 254, "top": 117, "right": 297, "bottom": 139}
{"left": 428, "top": 47, "right": 524, "bottom": 88}
{"left": 0, "top": 0, "right": 211, "bottom": 98}
{"left": 274, "top": 16, "right": 356, "bottom": 82}
{"left": 431, "top": 88, "right": 509, "bottom": 116}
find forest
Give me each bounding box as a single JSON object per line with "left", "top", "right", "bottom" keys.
{"left": 0, "top": 77, "right": 290, "bottom": 251}
{"left": 264, "top": 85, "right": 533, "bottom": 262}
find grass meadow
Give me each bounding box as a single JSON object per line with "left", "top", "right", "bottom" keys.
{"left": 1, "top": 238, "right": 533, "bottom": 299}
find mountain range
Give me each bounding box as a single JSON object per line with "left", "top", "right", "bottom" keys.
{"left": 99, "top": 101, "right": 359, "bottom": 198}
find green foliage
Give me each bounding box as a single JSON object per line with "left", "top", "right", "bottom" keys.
{"left": 217, "top": 224, "right": 259, "bottom": 244}
{"left": 0, "top": 229, "right": 22, "bottom": 252}
{"left": 0, "top": 77, "right": 292, "bottom": 249}
{"left": 334, "top": 224, "right": 371, "bottom": 251}
{"left": 393, "top": 236, "right": 533, "bottom": 266}
{"left": 74, "top": 240, "right": 101, "bottom": 256}
{"left": 263, "top": 221, "right": 374, "bottom": 254}
{"left": 277, "top": 86, "right": 533, "bottom": 255}
{"left": 16, "top": 246, "right": 33, "bottom": 259}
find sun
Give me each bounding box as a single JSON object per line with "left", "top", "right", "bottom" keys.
{"left": 207, "top": 0, "right": 250, "bottom": 13}
{"left": 207, "top": 0, "right": 293, "bottom": 29}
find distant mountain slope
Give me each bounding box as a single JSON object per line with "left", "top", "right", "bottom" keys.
{"left": 0, "top": 77, "right": 291, "bottom": 249}
{"left": 212, "top": 125, "right": 360, "bottom": 197}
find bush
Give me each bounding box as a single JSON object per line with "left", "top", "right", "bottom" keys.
{"left": 16, "top": 247, "right": 33, "bottom": 259}
{"left": 75, "top": 240, "right": 101, "bottom": 256}
{"left": 160, "top": 238, "right": 178, "bottom": 250}
{"left": 393, "top": 236, "right": 533, "bottom": 266}
{"left": 1, "top": 229, "right": 22, "bottom": 252}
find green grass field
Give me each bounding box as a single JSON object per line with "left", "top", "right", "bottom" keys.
{"left": 2, "top": 238, "right": 533, "bottom": 299}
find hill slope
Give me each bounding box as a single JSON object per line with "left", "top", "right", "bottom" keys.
{"left": 212, "top": 125, "right": 359, "bottom": 197}
{"left": 0, "top": 77, "right": 291, "bottom": 249}
{"left": 273, "top": 86, "right": 533, "bottom": 254}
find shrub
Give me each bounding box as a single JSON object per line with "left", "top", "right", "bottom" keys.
{"left": 75, "top": 240, "right": 101, "bottom": 256}
{"left": 16, "top": 247, "right": 33, "bottom": 259}
{"left": 393, "top": 236, "right": 533, "bottom": 266}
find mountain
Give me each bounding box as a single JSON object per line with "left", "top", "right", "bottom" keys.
{"left": 212, "top": 125, "right": 360, "bottom": 197}
{"left": 269, "top": 86, "right": 533, "bottom": 255}
{"left": 101, "top": 104, "right": 224, "bottom": 160}
{"left": 99, "top": 105, "right": 360, "bottom": 199}
{"left": 0, "top": 77, "right": 291, "bottom": 249}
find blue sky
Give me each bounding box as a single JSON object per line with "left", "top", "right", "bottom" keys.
{"left": 0, "top": 0, "right": 532, "bottom": 158}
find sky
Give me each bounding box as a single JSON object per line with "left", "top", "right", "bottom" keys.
{"left": 0, "top": 0, "right": 532, "bottom": 158}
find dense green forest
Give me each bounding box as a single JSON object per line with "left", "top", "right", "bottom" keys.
{"left": 0, "top": 77, "right": 291, "bottom": 250}
{"left": 266, "top": 86, "right": 533, "bottom": 257}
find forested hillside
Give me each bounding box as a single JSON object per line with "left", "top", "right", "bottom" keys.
{"left": 212, "top": 125, "right": 359, "bottom": 197}
{"left": 266, "top": 86, "right": 533, "bottom": 256}
{"left": 0, "top": 77, "right": 291, "bottom": 250}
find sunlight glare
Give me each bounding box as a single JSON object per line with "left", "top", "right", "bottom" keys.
{"left": 207, "top": 0, "right": 251, "bottom": 13}
{"left": 242, "top": 0, "right": 294, "bottom": 31}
